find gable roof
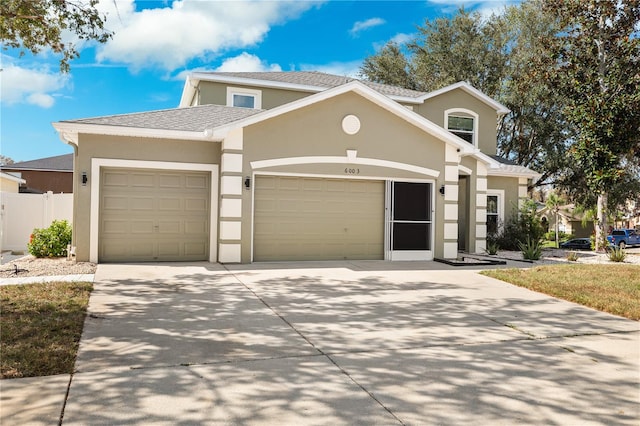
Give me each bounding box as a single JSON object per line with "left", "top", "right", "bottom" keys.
{"left": 208, "top": 80, "right": 478, "bottom": 156}
{"left": 54, "top": 104, "right": 263, "bottom": 142}
{"left": 419, "top": 81, "right": 510, "bottom": 115}
{"left": 180, "top": 71, "right": 428, "bottom": 107}
{"left": 2, "top": 154, "right": 73, "bottom": 172}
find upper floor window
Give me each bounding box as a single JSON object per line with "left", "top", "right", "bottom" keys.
{"left": 445, "top": 108, "right": 478, "bottom": 146}
{"left": 227, "top": 87, "right": 262, "bottom": 109}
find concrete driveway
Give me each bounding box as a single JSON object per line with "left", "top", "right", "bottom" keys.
{"left": 60, "top": 262, "right": 638, "bottom": 425}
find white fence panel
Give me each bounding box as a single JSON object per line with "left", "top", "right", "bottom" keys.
{"left": 0, "top": 192, "right": 73, "bottom": 252}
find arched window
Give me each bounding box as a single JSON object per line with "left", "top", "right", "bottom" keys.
{"left": 445, "top": 108, "right": 478, "bottom": 147}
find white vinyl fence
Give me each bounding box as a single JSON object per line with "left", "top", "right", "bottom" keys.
{"left": 0, "top": 191, "right": 73, "bottom": 252}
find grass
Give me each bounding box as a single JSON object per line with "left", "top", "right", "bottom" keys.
{"left": 482, "top": 264, "right": 640, "bottom": 320}
{"left": 1, "top": 281, "right": 93, "bottom": 379}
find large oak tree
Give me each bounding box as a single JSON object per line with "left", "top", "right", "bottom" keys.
{"left": 1, "top": 0, "right": 111, "bottom": 72}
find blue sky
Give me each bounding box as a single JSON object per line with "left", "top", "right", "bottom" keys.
{"left": 1, "top": 0, "right": 519, "bottom": 162}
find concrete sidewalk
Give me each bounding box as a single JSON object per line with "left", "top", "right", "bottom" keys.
{"left": 2, "top": 261, "right": 638, "bottom": 425}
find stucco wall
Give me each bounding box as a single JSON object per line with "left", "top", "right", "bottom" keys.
{"left": 73, "top": 135, "right": 221, "bottom": 261}
{"left": 198, "top": 81, "right": 311, "bottom": 109}
{"left": 415, "top": 88, "right": 499, "bottom": 156}
{"left": 240, "top": 91, "right": 449, "bottom": 262}
{"left": 487, "top": 175, "right": 521, "bottom": 224}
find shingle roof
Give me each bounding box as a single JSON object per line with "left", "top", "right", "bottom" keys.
{"left": 204, "top": 71, "right": 428, "bottom": 99}
{"left": 3, "top": 154, "right": 73, "bottom": 171}
{"left": 65, "top": 104, "right": 263, "bottom": 132}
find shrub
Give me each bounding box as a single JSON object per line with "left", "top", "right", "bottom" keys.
{"left": 492, "top": 201, "right": 545, "bottom": 251}
{"left": 485, "top": 241, "right": 500, "bottom": 255}
{"left": 27, "top": 220, "right": 72, "bottom": 258}
{"left": 566, "top": 251, "right": 579, "bottom": 262}
{"left": 520, "top": 237, "right": 543, "bottom": 260}
{"left": 607, "top": 247, "right": 627, "bottom": 263}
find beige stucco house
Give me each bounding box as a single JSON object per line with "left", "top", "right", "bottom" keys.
{"left": 53, "top": 71, "right": 539, "bottom": 264}
{"left": 0, "top": 172, "right": 26, "bottom": 193}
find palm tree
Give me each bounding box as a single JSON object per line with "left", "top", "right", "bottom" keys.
{"left": 545, "top": 191, "right": 564, "bottom": 248}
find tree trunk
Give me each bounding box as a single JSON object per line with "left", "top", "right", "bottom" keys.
{"left": 595, "top": 192, "right": 608, "bottom": 251}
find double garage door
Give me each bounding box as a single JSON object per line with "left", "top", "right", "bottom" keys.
{"left": 99, "top": 168, "right": 210, "bottom": 262}
{"left": 254, "top": 176, "right": 385, "bottom": 261}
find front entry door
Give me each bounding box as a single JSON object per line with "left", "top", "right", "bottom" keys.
{"left": 387, "top": 181, "right": 433, "bottom": 260}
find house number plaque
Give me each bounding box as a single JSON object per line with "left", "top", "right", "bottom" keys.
{"left": 344, "top": 168, "right": 360, "bottom": 175}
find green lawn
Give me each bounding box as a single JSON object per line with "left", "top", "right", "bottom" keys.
{"left": 482, "top": 264, "right": 640, "bottom": 320}
{"left": 1, "top": 281, "right": 93, "bottom": 379}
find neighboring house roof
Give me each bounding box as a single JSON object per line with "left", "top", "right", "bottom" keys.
{"left": 180, "top": 71, "right": 429, "bottom": 106}
{"left": 538, "top": 204, "right": 591, "bottom": 222}
{"left": 3, "top": 153, "right": 73, "bottom": 172}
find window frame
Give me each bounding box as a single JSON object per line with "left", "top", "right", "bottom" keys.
{"left": 226, "top": 87, "right": 262, "bottom": 109}
{"left": 486, "top": 189, "right": 504, "bottom": 235}
{"left": 445, "top": 108, "right": 479, "bottom": 147}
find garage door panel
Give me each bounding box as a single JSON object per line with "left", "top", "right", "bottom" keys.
{"left": 100, "top": 168, "right": 209, "bottom": 262}
{"left": 254, "top": 176, "right": 383, "bottom": 261}
{"left": 131, "top": 198, "right": 155, "bottom": 211}
{"left": 131, "top": 173, "right": 155, "bottom": 187}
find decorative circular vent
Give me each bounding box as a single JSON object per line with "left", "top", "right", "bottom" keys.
{"left": 342, "top": 115, "right": 361, "bottom": 135}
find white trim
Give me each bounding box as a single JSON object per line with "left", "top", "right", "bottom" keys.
{"left": 220, "top": 198, "right": 242, "bottom": 218}
{"left": 445, "top": 108, "right": 479, "bottom": 148}
{"left": 226, "top": 86, "right": 262, "bottom": 109}
{"left": 476, "top": 178, "right": 488, "bottom": 192}
{"left": 53, "top": 122, "right": 209, "bottom": 142}
{"left": 251, "top": 155, "right": 440, "bottom": 178}
{"left": 444, "top": 203, "right": 458, "bottom": 221}
{"left": 220, "top": 175, "right": 243, "bottom": 195}
{"left": 0, "top": 172, "right": 26, "bottom": 184}
{"left": 444, "top": 164, "right": 459, "bottom": 182}
{"left": 444, "top": 223, "right": 458, "bottom": 240}
{"left": 388, "top": 180, "right": 436, "bottom": 261}
{"left": 458, "top": 165, "right": 473, "bottom": 175}
{"left": 90, "top": 159, "right": 218, "bottom": 263}
{"left": 486, "top": 189, "right": 505, "bottom": 233}
{"left": 443, "top": 242, "right": 458, "bottom": 259}
{"left": 218, "top": 243, "right": 241, "bottom": 263}
{"left": 420, "top": 81, "right": 510, "bottom": 115}
{"left": 219, "top": 221, "right": 241, "bottom": 240}
{"left": 518, "top": 185, "right": 528, "bottom": 198}
{"left": 444, "top": 184, "right": 458, "bottom": 202}
{"left": 221, "top": 153, "right": 243, "bottom": 173}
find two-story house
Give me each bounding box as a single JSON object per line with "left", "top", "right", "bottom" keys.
{"left": 53, "top": 71, "right": 539, "bottom": 264}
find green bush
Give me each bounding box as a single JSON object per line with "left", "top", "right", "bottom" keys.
{"left": 492, "top": 201, "right": 545, "bottom": 251}
{"left": 27, "top": 220, "right": 72, "bottom": 258}
{"left": 607, "top": 247, "right": 627, "bottom": 263}
{"left": 520, "top": 237, "right": 543, "bottom": 260}
{"left": 485, "top": 241, "right": 500, "bottom": 255}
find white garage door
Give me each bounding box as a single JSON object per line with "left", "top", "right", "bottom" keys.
{"left": 99, "top": 168, "right": 210, "bottom": 262}
{"left": 254, "top": 176, "right": 384, "bottom": 261}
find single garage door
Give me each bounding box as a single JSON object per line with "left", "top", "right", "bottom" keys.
{"left": 254, "top": 176, "right": 384, "bottom": 261}
{"left": 99, "top": 168, "right": 210, "bottom": 262}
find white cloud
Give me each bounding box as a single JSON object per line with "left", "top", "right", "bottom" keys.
{"left": 300, "top": 61, "right": 362, "bottom": 78}
{"left": 390, "top": 33, "right": 413, "bottom": 46}
{"left": 96, "top": 0, "right": 320, "bottom": 71}
{"left": 215, "top": 53, "right": 282, "bottom": 72}
{"left": 428, "top": 0, "right": 519, "bottom": 18}
{"left": 349, "top": 18, "right": 386, "bottom": 36}
{"left": 0, "top": 61, "right": 68, "bottom": 108}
